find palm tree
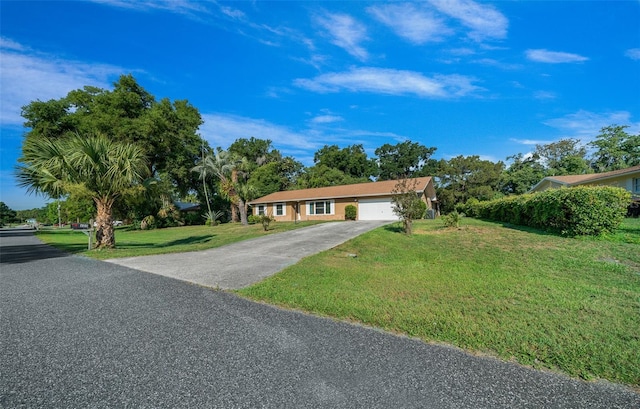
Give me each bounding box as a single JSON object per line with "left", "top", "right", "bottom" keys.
{"left": 235, "top": 182, "right": 258, "bottom": 226}
{"left": 17, "top": 133, "right": 148, "bottom": 248}
{"left": 192, "top": 150, "right": 238, "bottom": 221}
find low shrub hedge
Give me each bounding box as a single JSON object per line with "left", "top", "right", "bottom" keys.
{"left": 464, "top": 186, "right": 630, "bottom": 236}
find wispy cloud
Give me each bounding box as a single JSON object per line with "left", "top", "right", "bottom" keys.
{"left": 526, "top": 49, "right": 588, "bottom": 63}
{"left": 625, "top": 48, "right": 640, "bottom": 60}
{"left": 0, "top": 38, "right": 125, "bottom": 126}
{"left": 295, "top": 67, "right": 481, "bottom": 98}
{"left": 543, "top": 110, "right": 640, "bottom": 141}
{"left": 533, "top": 90, "right": 557, "bottom": 100}
{"left": 368, "top": 3, "right": 451, "bottom": 44}
{"left": 200, "top": 113, "right": 319, "bottom": 154}
{"left": 314, "top": 12, "right": 369, "bottom": 61}
{"left": 311, "top": 115, "right": 344, "bottom": 124}
{"left": 472, "top": 58, "right": 522, "bottom": 70}
{"left": 89, "top": 0, "right": 212, "bottom": 16}
{"left": 199, "top": 112, "right": 410, "bottom": 165}
{"left": 510, "top": 138, "right": 552, "bottom": 146}
{"left": 428, "top": 0, "right": 508, "bottom": 41}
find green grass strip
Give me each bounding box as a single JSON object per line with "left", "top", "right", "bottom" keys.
{"left": 36, "top": 221, "right": 325, "bottom": 260}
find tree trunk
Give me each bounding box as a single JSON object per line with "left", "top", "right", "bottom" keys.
{"left": 238, "top": 198, "right": 249, "bottom": 226}
{"left": 231, "top": 203, "right": 239, "bottom": 223}
{"left": 94, "top": 197, "right": 116, "bottom": 248}
{"left": 231, "top": 169, "right": 240, "bottom": 222}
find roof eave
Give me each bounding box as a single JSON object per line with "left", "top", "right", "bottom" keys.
{"left": 250, "top": 190, "right": 427, "bottom": 205}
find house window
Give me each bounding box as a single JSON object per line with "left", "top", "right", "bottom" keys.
{"left": 634, "top": 178, "right": 640, "bottom": 193}
{"left": 255, "top": 205, "right": 266, "bottom": 216}
{"left": 274, "top": 203, "right": 286, "bottom": 216}
{"left": 308, "top": 200, "right": 333, "bottom": 215}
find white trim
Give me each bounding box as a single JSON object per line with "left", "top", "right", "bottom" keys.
{"left": 273, "top": 202, "right": 286, "bottom": 216}
{"left": 307, "top": 200, "right": 334, "bottom": 216}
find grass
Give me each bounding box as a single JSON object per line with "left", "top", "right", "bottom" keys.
{"left": 238, "top": 218, "right": 640, "bottom": 387}
{"left": 36, "top": 220, "right": 325, "bottom": 260}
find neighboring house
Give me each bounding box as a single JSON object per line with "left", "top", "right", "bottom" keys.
{"left": 175, "top": 201, "right": 201, "bottom": 213}
{"left": 248, "top": 177, "right": 438, "bottom": 221}
{"left": 528, "top": 165, "right": 640, "bottom": 198}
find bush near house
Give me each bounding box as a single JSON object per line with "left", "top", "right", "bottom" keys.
{"left": 464, "top": 186, "right": 631, "bottom": 236}
{"left": 345, "top": 205, "right": 357, "bottom": 220}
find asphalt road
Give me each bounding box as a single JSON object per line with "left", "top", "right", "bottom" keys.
{"left": 1, "top": 228, "right": 638, "bottom": 408}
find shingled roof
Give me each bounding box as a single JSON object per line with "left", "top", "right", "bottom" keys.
{"left": 543, "top": 165, "right": 640, "bottom": 186}
{"left": 529, "top": 164, "right": 640, "bottom": 192}
{"left": 250, "top": 177, "right": 433, "bottom": 204}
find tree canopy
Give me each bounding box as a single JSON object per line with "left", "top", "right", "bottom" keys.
{"left": 436, "top": 155, "right": 504, "bottom": 213}
{"left": 313, "top": 144, "right": 377, "bottom": 179}
{"left": 375, "top": 141, "right": 437, "bottom": 180}
{"left": 21, "top": 74, "right": 205, "bottom": 197}
{"left": 533, "top": 138, "right": 590, "bottom": 176}
{"left": 589, "top": 125, "right": 640, "bottom": 172}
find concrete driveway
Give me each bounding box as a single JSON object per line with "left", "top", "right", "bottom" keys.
{"left": 105, "top": 221, "right": 389, "bottom": 289}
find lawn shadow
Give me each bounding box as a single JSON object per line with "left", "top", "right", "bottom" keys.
{"left": 114, "top": 235, "right": 216, "bottom": 250}
{"left": 383, "top": 223, "right": 404, "bottom": 233}
{"left": 494, "top": 222, "right": 558, "bottom": 237}
{"left": 161, "top": 235, "right": 215, "bottom": 247}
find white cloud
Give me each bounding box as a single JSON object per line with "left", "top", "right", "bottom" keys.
{"left": 311, "top": 115, "right": 344, "bottom": 124}
{"left": 510, "top": 138, "right": 552, "bottom": 146}
{"left": 368, "top": 3, "right": 451, "bottom": 44}
{"left": 472, "top": 58, "right": 522, "bottom": 70}
{"left": 199, "top": 112, "right": 411, "bottom": 166}
{"left": 0, "top": 39, "right": 125, "bottom": 126}
{"left": 543, "top": 110, "right": 640, "bottom": 141}
{"left": 533, "top": 90, "right": 557, "bottom": 100}
{"left": 294, "top": 67, "right": 481, "bottom": 98}
{"left": 526, "top": 49, "right": 588, "bottom": 63}
{"left": 314, "top": 12, "right": 369, "bottom": 61}
{"left": 219, "top": 5, "right": 245, "bottom": 19}
{"left": 200, "top": 113, "right": 319, "bottom": 153}
{"left": 89, "top": 0, "right": 211, "bottom": 16}
{"left": 428, "top": 0, "right": 508, "bottom": 41}
{"left": 625, "top": 48, "right": 640, "bottom": 60}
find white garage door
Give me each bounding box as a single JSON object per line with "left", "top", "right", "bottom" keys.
{"left": 358, "top": 198, "right": 398, "bottom": 221}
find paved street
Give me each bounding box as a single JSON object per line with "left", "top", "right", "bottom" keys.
{"left": 1, "top": 228, "right": 638, "bottom": 408}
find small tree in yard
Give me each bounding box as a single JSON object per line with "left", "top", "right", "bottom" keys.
{"left": 258, "top": 213, "right": 275, "bottom": 231}
{"left": 391, "top": 177, "right": 426, "bottom": 235}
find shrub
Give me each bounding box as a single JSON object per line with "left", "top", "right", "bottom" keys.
{"left": 258, "top": 214, "right": 275, "bottom": 231}
{"left": 467, "top": 186, "right": 630, "bottom": 236}
{"left": 247, "top": 215, "right": 260, "bottom": 225}
{"left": 345, "top": 205, "right": 357, "bottom": 220}
{"left": 442, "top": 211, "right": 462, "bottom": 228}
{"left": 203, "top": 210, "right": 225, "bottom": 226}
{"left": 140, "top": 215, "right": 156, "bottom": 230}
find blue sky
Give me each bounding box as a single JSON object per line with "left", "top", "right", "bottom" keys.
{"left": 1, "top": 0, "right": 639, "bottom": 210}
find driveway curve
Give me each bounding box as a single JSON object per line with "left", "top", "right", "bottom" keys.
{"left": 105, "top": 221, "right": 388, "bottom": 289}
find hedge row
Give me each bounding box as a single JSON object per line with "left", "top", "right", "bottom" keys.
{"left": 463, "top": 186, "right": 631, "bottom": 236}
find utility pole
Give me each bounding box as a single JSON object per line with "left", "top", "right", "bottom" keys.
{"left": 57, "top": 201, "right": 61, "bottom": 228}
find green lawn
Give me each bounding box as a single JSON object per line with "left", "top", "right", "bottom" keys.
{"left": 36, "top": 221, "right": 325, "bottom": 260}
{"left": 238, "top": 218, "right": 640, "bottom": 386}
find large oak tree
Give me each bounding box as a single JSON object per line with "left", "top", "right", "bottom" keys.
{"left": 21, "top": 75, "right": 205, "bottom": 206}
